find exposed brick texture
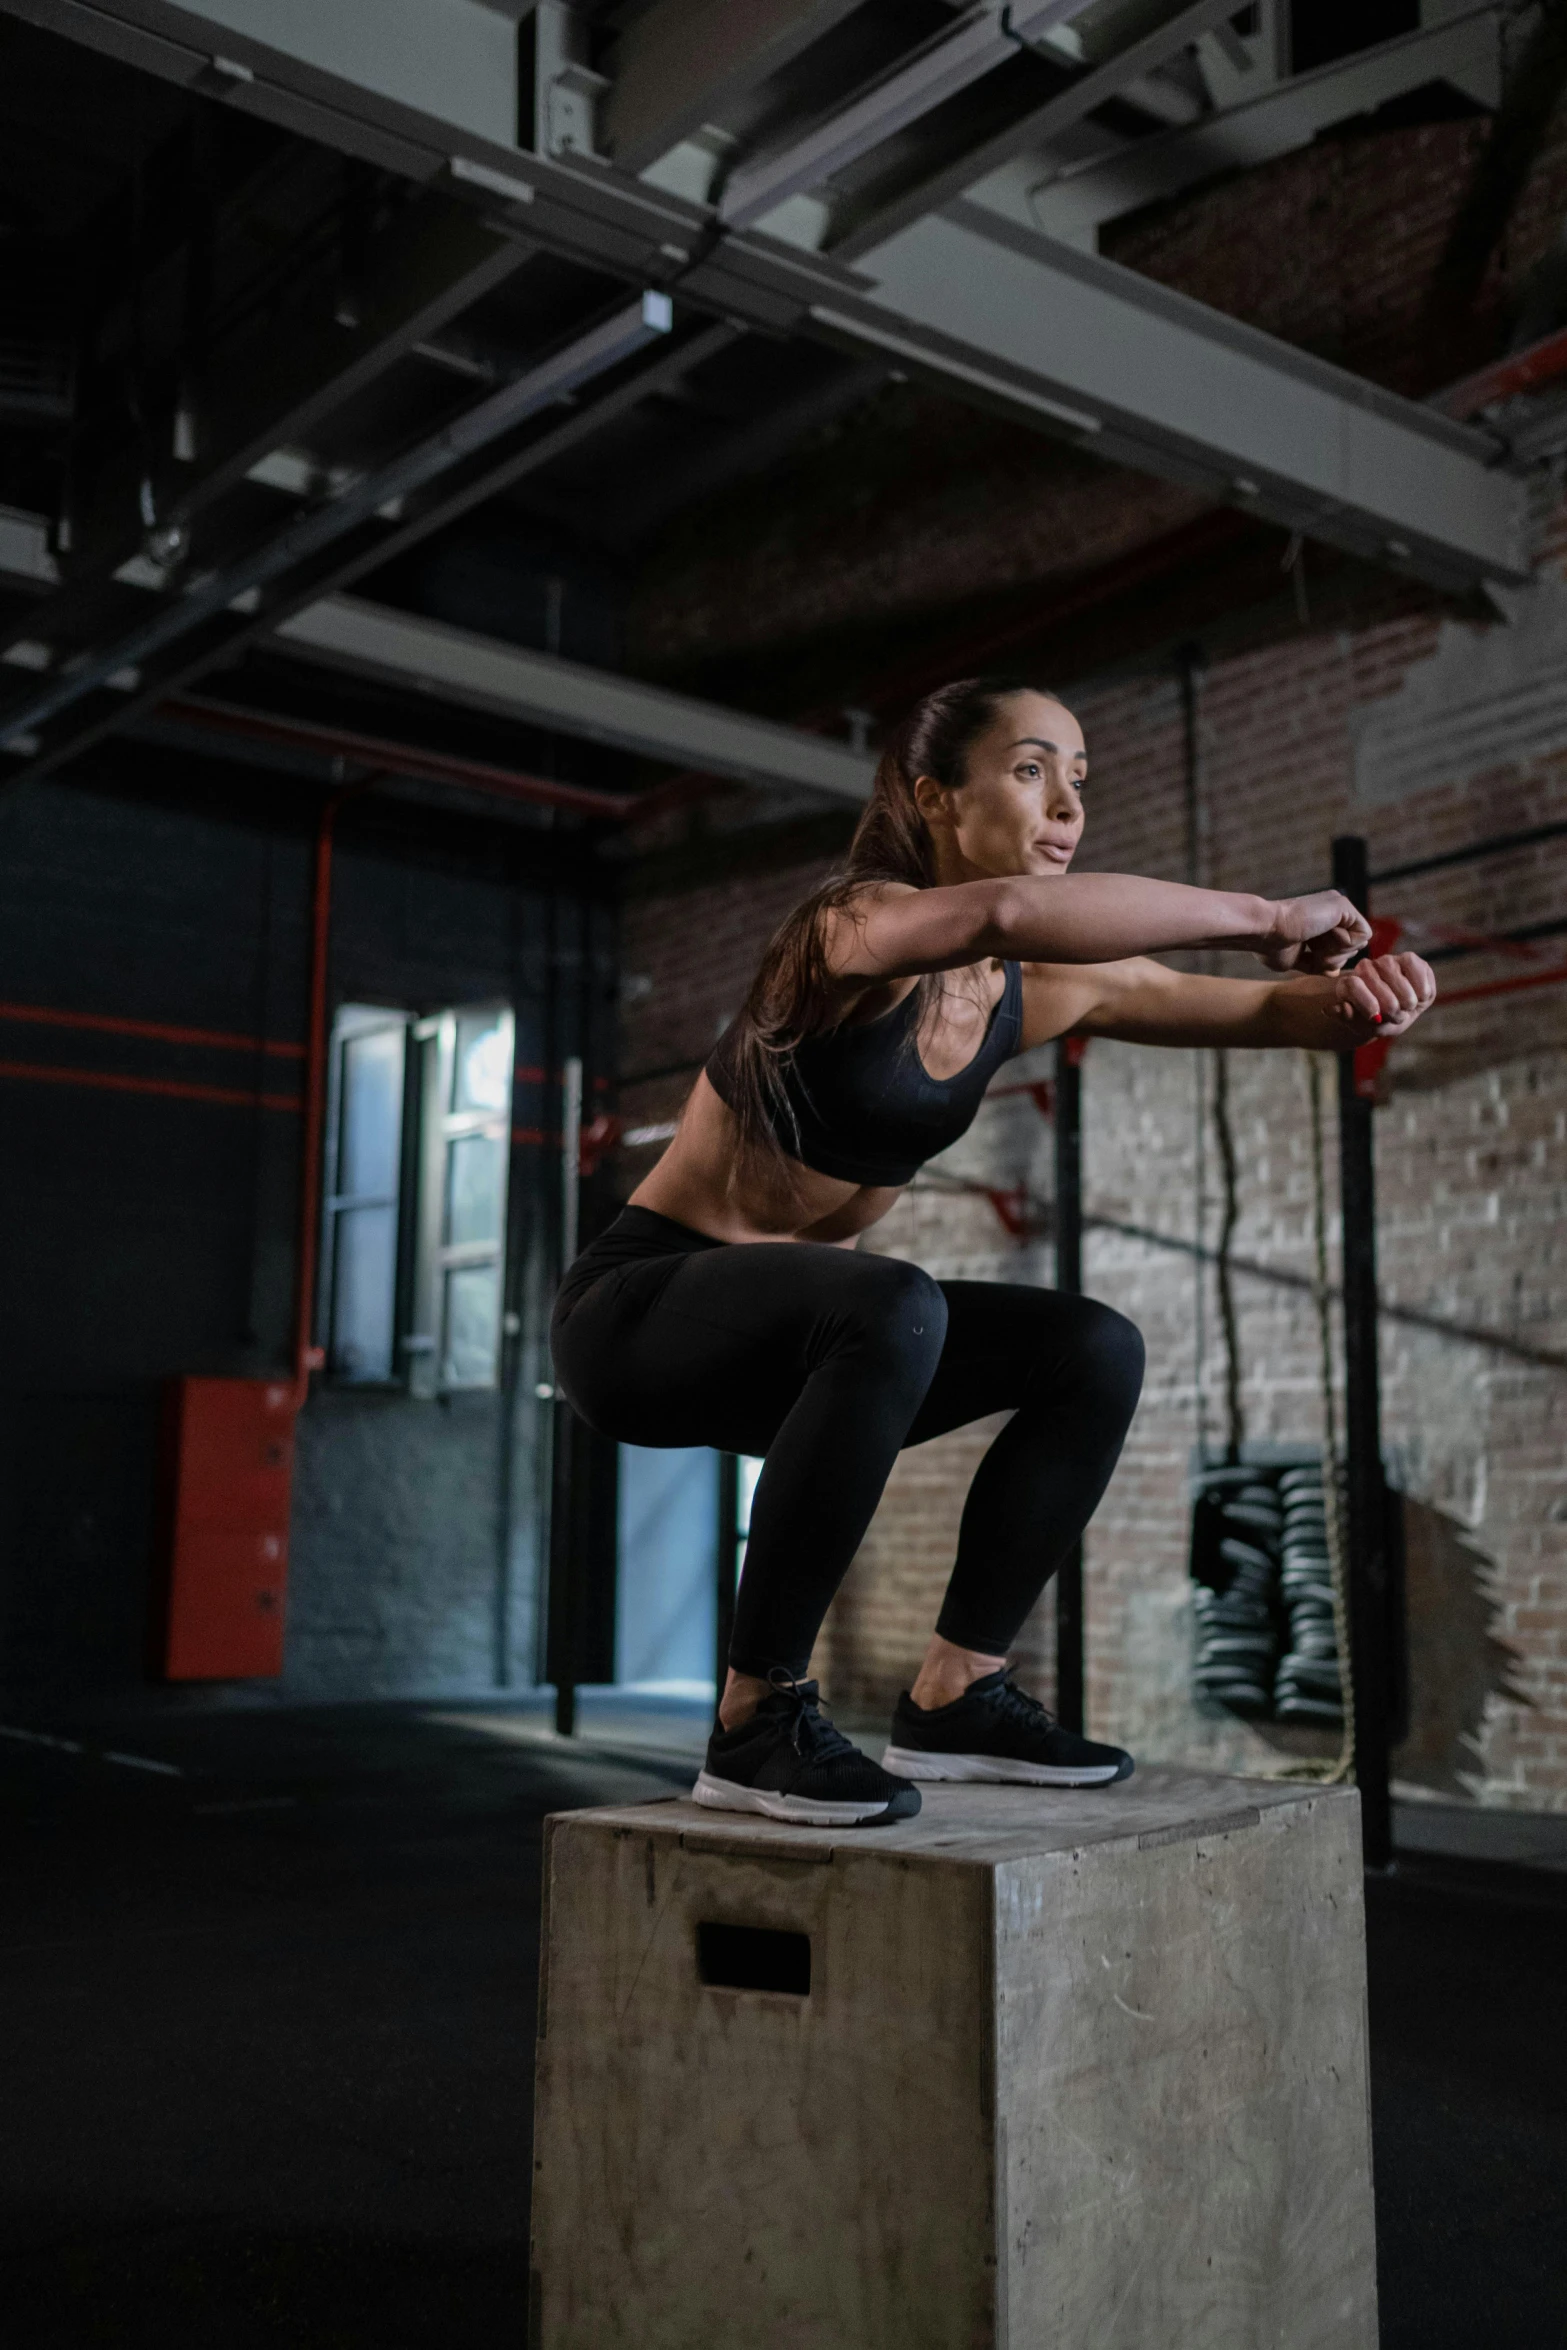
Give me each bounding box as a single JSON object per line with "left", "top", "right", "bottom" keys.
{"left": 1101, "top": 117, "right": 1502, "bottom": 394}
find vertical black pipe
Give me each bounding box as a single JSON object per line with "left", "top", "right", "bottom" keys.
{"left": 548, "top": 1404, "right": 579, "bottom": 1738}
{"left": 175, "top": 114, "right": 214, "bottom": 469}
{"left": 715, "top": 1452, "right": 740, "bottom": 1713}
{"left": 493, "top": 863, "right": 523, "bottom": 1688}
{"left": 1179, "top": 644, "right": 1212, "bottom": 1468}
{"left": 1332, "top": 834, "right": 1393, "bottom": 1870}
{"left": 555, "top": 896, "right": 593, "bottom": 1738}
{"left": 544, "top": 887, "right": 582, "bottom": 1738}
{"left": 1053, "top": 1036, "right": 1085, "bottom": 1733}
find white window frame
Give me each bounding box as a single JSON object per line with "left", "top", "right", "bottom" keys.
{"left": 319, "top": 1003, "right": 412, "bottom": 1388}
{"left": 406, "top": 1003, "right": 516, "bottom": 1399}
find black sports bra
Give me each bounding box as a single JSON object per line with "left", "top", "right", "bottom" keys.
{"left": 706, "top": 962, "right": 1023, "bottom": 1186}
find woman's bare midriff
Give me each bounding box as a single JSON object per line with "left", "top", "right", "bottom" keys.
{"left": 628, "top": 1072, "right": 902, "bottom": 1246}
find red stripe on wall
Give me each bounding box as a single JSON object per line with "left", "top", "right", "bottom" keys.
{"left": 0, "top": 1023, "right": 599, "bottom": 1083}
{"left": 1437, "top": 964, "right": 1567, "bottom": 1008}
{"left": 0, "top": 1059, "right": 301, "bottom": 1111}
{"left": 0, "top": 999, "right": 305, "bottom": 1058}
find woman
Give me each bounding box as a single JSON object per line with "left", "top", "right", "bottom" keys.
{"left": 552, "top": 677, "right": 1435, "bottom": 1826}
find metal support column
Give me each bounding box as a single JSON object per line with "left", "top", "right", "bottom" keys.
{"left": 1053, "top": 1034, "right": 1085, "bottom": 1733}
{"left": 547, "top": 1405, "right": 581, "bottom": 1739}
{"left": 715, "top": 1452, "right": 741, "bottom": 1714}
{"left": 550, "top": 1054, "right": 584, "bottom": 1738}
{"left": 1332, "top": 836, "right": 1394, "bottom": 1870}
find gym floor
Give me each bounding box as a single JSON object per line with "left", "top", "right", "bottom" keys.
{"left": 1, "top": 1699, "right": 1562, "bottom": 2350}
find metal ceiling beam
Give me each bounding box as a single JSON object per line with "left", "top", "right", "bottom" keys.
{"left": 1015, "top": 8, "right": 1503, "bottom": 249}
{"left": 274, "top": 595, "right": 876, "bottom": 799}
{"left": 0, "top": 294, "right": 675, "bottom": 762}
{"left": 0, "top": 0, "right": 476, "bottom": 178}
{"left": 600, "top": 355, "right": 890, "bottom": 545}
{"left": 830, "top": 0, "right": 1248, "bottom": 261}
{"left": 149, "top": 690, "right": 640, "bottom": 817}
{"left": 600, "top": 0, "right": 865, "bottom": 177}
{"left": 8, "top": 0, "right": 1536, "bottom": 599}
{"left": 715, "top": 0, "right": 1100, "bottom": 231}
{"left": 0, "top": 318, "right": 742, "bottom": 792}
{"left": 1, "top": 197, "right": 534, "bottom": 658}
{"left": 818, "top": 205, "right": 1529, "bottom": 591}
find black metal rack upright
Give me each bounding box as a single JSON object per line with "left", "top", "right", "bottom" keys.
{"left": 715, "top": 1451, "right": 742, "bottom": 1709}
{"left": 1054, "top": 1034, "right": 1086, "bottom": 1733}
{"left": 1333, "top": 834, "right": 1396, "bottom": 1869}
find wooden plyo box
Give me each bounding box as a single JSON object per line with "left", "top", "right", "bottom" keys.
{"left": 531, "top": 1770, "right": 1376, "bottom": 2350}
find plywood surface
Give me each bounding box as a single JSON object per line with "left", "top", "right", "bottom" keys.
{"left": 549, "top": 1764, "right": 1337, "bottom": 1868}
{"left": 532, "top": 1771, "right": 1375, "bottom": 2348}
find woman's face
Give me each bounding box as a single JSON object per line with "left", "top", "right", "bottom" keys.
{"left": 916, "top": 691, "right": 1087, "bottom": 884}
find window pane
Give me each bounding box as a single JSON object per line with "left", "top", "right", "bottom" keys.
{"left": 339, "top": 1026, "right": 404, "bottom": 1198}
{"left": 736, "top": 1455, "right": 763, "bottom": 1575}
{"left": 330, "top": 1204, "right": 397, "bottom": 1381}
{"left": 445, "top": 1130, "right": 505, "bottom": 1246}
{"left": 617, "top": 1446, "right": 720, "bottom": 1689}
{"left": 444, "top": 1262, "right": 500, "bottom": 1386}
{"left": 454, "top": 1011, "right": 511, "bottom": 1112}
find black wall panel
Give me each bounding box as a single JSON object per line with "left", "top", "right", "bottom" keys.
{"left": 0, "top": 763, "right": 614, "bottom": 1706}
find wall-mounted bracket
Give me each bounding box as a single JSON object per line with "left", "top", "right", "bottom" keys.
{"left": 534, "top": 3, "right": 609, "bottom": 160}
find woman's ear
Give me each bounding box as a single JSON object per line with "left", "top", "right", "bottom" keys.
{"left": 912, "top": 772, "right": 950, "bottom": 829}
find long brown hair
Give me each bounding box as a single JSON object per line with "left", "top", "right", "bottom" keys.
{"left": 721, "top": 675, "right": 1055, "bottom": 1176}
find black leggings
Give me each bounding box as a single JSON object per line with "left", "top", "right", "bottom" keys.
{"left": 551, "top": 1209, "right": 1144, "bottom": 1683}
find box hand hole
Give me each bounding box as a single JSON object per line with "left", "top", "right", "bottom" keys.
{"left": 696, "top": 1922, "right": 810, "bottom": 1996}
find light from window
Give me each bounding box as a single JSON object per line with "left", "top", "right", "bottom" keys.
{"left": 322, "top": 1006, "right": 409, "bottom": 1384}
{"left": 408, "top": 1004, "right": 515, "bottom": 1396}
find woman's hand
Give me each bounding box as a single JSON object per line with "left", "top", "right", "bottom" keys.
{"left": 1328, "top": 951, "right": 1436, "bottom": 1042}
{"left": 1258, "top": 890, "right": 1372, "bottom": 973}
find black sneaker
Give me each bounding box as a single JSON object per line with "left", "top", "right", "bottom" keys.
{"left": 693, "top": 1676, "right": 921, "bottom": 1827}
{"left": 884, "top": 1669, "right": 1134, "bottom": 1787}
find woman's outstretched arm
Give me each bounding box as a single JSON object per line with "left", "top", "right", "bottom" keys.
{"left": 825, "top": 875, "right": 1369, "bottom": 982}
{"left": 1017, "top": 952, "right": 1436, "bottom": 1054}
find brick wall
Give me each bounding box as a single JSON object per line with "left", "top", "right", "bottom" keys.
{"left": 1101, "top": 116, "right": 1501, "bottom": 393}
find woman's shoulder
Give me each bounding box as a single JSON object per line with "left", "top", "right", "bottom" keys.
{"left": 815, "top": 879, "right": 922, "bottom": 971}
{"left": 818, "top": 877, "right": 920, "bottom": 923}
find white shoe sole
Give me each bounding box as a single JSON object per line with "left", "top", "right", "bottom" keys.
{"left": 882, "top": 1745, "right": 1129, "bottom": 1787}
{"left": 691, "top": 1769, "right": 902, "bottom": 1826}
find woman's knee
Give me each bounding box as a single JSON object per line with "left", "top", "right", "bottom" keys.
{"left": 831, "top": 1255, "right": 947, "bottom": 1379}
{"left": 1070, "top": 1298, "right": 1145, "bottom": 1417}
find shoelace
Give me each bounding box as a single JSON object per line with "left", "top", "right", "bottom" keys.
{"left": 766, "top": 1668, "right": 858, "bottom": 1760}
{"left": 987, "top": 1671, "right": 1059, "bottom": 1736}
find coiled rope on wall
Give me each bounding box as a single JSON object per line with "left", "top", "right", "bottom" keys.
{"left": 1204, "top": 1046, "right": 1356, "bottom": 1785}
